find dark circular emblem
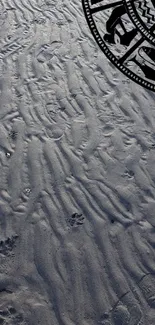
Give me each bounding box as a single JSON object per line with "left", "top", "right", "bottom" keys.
{"left": 82, "top": 0, "right": 155, "bottom": 91}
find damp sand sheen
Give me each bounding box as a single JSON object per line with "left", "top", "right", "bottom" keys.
{"left": 0, "top": 0, "right": 155, "bottom": 324}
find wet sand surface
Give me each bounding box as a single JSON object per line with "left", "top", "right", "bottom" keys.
{"left": 0, "top": 0, "right": 155, "bottom": 324}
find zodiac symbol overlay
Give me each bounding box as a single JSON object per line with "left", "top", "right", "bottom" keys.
{"left": 82, "top": 0, "right": 155, "bottom": 91}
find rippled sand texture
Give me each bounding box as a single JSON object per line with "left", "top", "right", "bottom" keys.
{"left": 0, "top": 0, "right": 155, "bottom": 324}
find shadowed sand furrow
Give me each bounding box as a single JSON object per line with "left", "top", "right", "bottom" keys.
{"left": 7, "top": 120, "right": 25, "bottom": 206}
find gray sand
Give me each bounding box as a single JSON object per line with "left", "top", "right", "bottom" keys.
{"left": 0, "top": 0, "right": 155, "bottom": 324}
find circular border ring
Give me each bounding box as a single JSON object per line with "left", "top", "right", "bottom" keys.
{"left": 82, "top": 0, "right": 155, "bottom": 92}
{"left": 123, "top": 0, "right": 155, "bottom": 45}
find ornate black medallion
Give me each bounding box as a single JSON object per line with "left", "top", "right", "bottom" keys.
{"left": 82, "top": 0, "right": 155, "bottom": 91}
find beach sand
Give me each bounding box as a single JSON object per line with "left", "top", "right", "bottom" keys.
{"left": 0, "top": 0, "right": 155, "bottom": 324}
